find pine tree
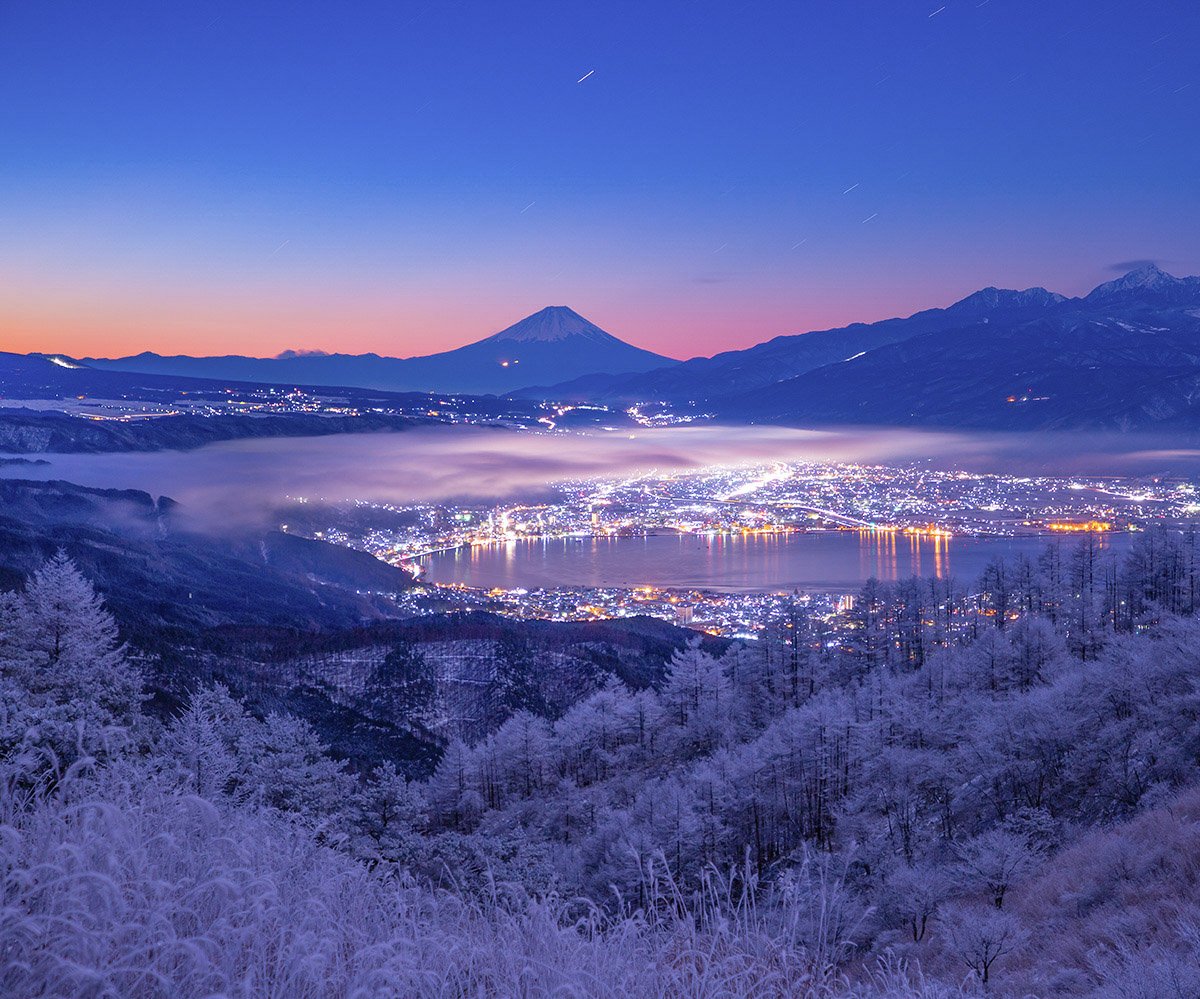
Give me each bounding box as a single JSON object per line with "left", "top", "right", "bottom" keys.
{"left": 0, "top": 551, "right": 142, "bottom": 772}
{"left": 352, "top": 762, "right": 426, "bottom": 866}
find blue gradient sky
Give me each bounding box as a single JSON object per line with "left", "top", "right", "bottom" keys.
{"left": 1, "top": 1, "right": 1197, "bottom": 359}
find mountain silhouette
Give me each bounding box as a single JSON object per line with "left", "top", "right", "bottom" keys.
{"left": 86, "top": 307, "right": 675, "bottom": 396}
{"left": 521, "top": 266, "right": 1200, "bottom": 433}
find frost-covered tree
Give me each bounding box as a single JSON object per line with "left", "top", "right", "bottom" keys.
{"left": 953, "top": 830, "right": 1042, "bottom": 909}
{"left": 658, "top": 644, "right": 733, "bottom": 756}
{"left": 351, "top": 761, "right": 427, "bottom": 866}
{"left": 158, "top": 684, "right": 245, "bottom": 799}
{"left": 237, "top": 711, "right": 354, "bottom": 822}
{"left": 1005, "top": 615, "right": 1065, "bottom": 691}
{"left": 427, "top": 737, "right": 482, "bottom": 831}
{"left": 630, "top": 775, "right": 704, "bottom": 883}
{"left": 478, "top": 710, "right": 552, "bottom": 807}
{"left": 941, "top": 904, "right": 1027, "bottom": 987}
{"left": 160, "top": 684, "right": 353, "bottom": 823}
{"left": 553, "top": 678, "right": 648, "bottom": 786}
{"left": 877, "top": 862, "right": 951, "bottom": 944}
{"left": 0, "top": 552, "right": 142, "bottom": 773}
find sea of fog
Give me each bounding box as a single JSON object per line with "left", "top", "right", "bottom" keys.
{"left": 2, "top": 425, "right": 1198, "bottom": 535}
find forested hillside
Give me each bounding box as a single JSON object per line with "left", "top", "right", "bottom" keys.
{"left": 5, "top": 535, "right": 1200, "bottom": 996}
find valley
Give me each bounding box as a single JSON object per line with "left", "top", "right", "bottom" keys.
{"left": 7, "top": 6, "right": 1200, "bottom": 993}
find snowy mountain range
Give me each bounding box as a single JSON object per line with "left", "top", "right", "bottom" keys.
{"left": 710, "top": 264, "right": 1200, "bottom": 432}
{"left": 521, "top": 264, "right": 1200, "bottom": 433}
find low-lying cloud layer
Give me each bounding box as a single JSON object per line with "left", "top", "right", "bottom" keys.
{"left": 3, "top": 424, "right": 1198, "bottom": 535}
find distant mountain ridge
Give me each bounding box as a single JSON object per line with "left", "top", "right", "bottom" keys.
{"left": 514, "top": 283, "right": 1075, "bottom": 406}
{"left": 42, "top": 263, "right": 1200, "bottom": 433}
{"left": 512, "top": 264, "right": 1200, "bottom": 433}
{"left": 86, "top": 306, "right": 676, "bottom": 396}
{"left": 708, "top": 264, "right": 1200, "bottom": 432}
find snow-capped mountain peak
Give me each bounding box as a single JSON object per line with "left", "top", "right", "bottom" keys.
{"left": 948, "top": 286, "right": 1066, "bottom": 314}
{"left": 1085, "top": 264, "right": 1200, "bottom": 305}
{"left": 483, "top": 306, "right": 619, "bottom": 345}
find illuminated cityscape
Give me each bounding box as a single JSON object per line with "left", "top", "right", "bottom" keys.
{"left": 287, "top": 459, "right": 1199, "bottom": 635}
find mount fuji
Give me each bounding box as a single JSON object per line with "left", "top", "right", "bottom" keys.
{"left": 85, "top": 306, "right": 675, "bottom": 396}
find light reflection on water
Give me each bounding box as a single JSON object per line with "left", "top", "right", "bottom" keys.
{"left": 421, "top": 530, "right": 1130, "bottom": 593}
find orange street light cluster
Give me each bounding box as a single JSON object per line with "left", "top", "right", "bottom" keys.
{"left": 1046, "top": 521, "right": 1112, "bottom": 533}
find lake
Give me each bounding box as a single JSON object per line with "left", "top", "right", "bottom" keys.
{"left": 419, "top": 530, "right": 1132, "bottom": 592}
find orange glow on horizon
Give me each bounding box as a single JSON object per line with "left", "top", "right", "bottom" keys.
{"left": 0, "top": 280, "right": 905, "bottom": 362}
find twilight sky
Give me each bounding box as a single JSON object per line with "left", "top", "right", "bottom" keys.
{"left": 1, "top": 1, "right": 1197, "bottom": 360}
